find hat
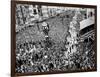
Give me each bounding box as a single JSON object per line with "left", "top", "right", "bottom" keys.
{"left": 42, "top": 22, "right": 47, "bottom": 27}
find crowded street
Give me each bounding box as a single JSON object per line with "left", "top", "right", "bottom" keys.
{"left": 15, "top": 4, "right": 96, "bottom": 73}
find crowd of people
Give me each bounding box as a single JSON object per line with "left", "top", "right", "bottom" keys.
{"left": 16, "top": 5, "right": 96, "bottom": 73}
{"left": 16, "top": 23, "right": 95, "bottom": 73}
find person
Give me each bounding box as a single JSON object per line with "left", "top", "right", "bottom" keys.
{"left": 42, "top": 22, "right": 49, "bottom": 35}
